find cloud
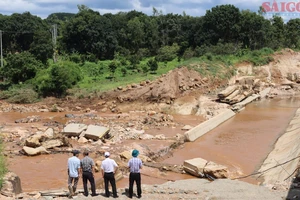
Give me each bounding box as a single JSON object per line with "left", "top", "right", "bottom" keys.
{"left": 0, "top": 0, "right": 298, "bottom": 22}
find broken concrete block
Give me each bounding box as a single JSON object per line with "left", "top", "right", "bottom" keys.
{"left": 62, "top": 124, "right": 87, "bottom": 137}
{"left": 78, "top": 137, "right": 88, "bottom": 144}
{"left": 183, "top": 158, "right": 228, "bottom": 179}
{"left": 41, "top": 139, "right": 64, "bottom": 149}
{"left": 22, "top": 146, "right": 50, "bottom": 156}
{"left": 84, "top": 125, "right": 110, "bottom": 141}
{"left": 44, "top": 128, "right": 54, "bottom": 138}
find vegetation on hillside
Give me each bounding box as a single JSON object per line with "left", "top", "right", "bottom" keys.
{"left": 0, "top": 4, "right": 296, "bottom": 102}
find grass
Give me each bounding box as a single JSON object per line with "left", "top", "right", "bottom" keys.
{"left": 67, "top": 48, "right": 275, "bottom": 97}
{"left": 0, "top": 47, "right": 276, "bottom": 100}
{"left": 69, "top": 58, "right": 183, "bottom": 97}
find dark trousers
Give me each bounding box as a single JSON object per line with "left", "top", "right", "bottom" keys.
{"left": 82, "top": 172, "right": 96, "bottom": 196}
{"left": 129, "top": 172, "right": 141, "bottom": 197}
{"left": 104, "top": 172, "right": 117, "bottom": 197}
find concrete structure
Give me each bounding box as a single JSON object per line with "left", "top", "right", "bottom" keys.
{"left": 183, "top": 158, "right": 228, "bottom": 178}
{"left": 257, "top": 108, "right": 300, "bottom": 185}
{"left": 84, "top": 125, "right": 110, "bottom": 140}
{"left": 62, "top": 124, "right": 87, "bottom": 137}
{"left": 185, "top": 109, "right": 236, "bottom": 142}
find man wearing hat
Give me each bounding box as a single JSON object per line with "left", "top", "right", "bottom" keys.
{"left": 67, "top": 150, "right": 81, "bottom": 198}
{"left": 101, "top": 152, "right": 119, "bottom": 198}
{"left": 128, "top": 149, "right": 143, "bottom": 199}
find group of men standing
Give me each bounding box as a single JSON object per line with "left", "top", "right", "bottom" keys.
{"left": 67, "top": 149, "right": 143, "bottom": 199}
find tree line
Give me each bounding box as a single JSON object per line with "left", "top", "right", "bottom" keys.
{"left": 0, "top": 4, "right": 299, "bottom": 98}
{"left": 1, "top": 4, "right": 299, "bottom": 64}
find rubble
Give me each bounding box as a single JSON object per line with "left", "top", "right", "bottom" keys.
{"left": 0, "top": 172, "right": 22, "bottom": 197}
{"left": 183, "top": 158, "right": 228, "bottom": 179}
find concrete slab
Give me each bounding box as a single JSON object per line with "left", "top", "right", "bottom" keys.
{"left": 84, "top": 125, "right": 110, "bottom": 141}
{"left": 183, "top": 158, "right": 228, "bottom": 178}
{"left": 185, "top": 109, "right": 236, "bottom": 142}
{"left": 257, "top": 108, "right": 300, "bottom": 185}
{"left": 62, "top": 124, "right": 87, "bottom": 137}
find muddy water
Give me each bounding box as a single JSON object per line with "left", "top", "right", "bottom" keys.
{"left": 164, "top": 97, "right": 300, "bottom": 183}
{"left": 6, "top": 97, "right": 300, "bottom": 191}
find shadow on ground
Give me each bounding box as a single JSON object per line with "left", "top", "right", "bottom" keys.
{"left": 286, "top": 170, "right": 300, "bottom": 200}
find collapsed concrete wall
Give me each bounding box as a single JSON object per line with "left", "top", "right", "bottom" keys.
{"left": 185, "top": 109, "right": 236, "bottom": 142}
{"left": 258, "top": 108, "right": 300, "bottom": 185}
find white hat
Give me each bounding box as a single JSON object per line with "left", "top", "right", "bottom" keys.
{"left": 104, "top": 152, "right": 110, "bottom": 157}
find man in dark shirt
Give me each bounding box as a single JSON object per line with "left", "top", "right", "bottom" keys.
{"left": 128, "top": 149, "right": 143, "bottom": 199}
{"left": 81, "top": 150, "right": 97, "bottom": 197}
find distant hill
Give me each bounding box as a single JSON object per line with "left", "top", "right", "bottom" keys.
{"left": 46, "top": 13, "right": 75, "bottom": 21}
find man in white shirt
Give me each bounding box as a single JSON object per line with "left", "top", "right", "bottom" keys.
{"left": 67, "top": 150, "right": 81, "bottom": 199}
{"left": 101, "top": 152, "right": 119, "bottom": 198}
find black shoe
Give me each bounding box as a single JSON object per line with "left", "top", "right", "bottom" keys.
{"left": 113, "top": 195, "right": 119, "bottom": 198}
{"left": 137, "top": 195, "right": 142, "bottom": 198}
{"left": 91, "top": 193, "right": 99, "bottom": 197}
{"left": 128, "top": 195, "right": 132, "bottom": 199}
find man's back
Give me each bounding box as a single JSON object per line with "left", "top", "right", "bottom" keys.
{"left": 101, "top": 158, "right": 117, "bottom": 172}
{"left": 81, "top": 156, "right": 94, "bottom": 172}
{"left": 68, "top": 156, "right": 80, "bottom": 177}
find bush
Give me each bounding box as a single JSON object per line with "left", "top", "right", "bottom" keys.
{"left": 1, "top": 52, "right": 44, "bottom": 84}
{"left": 156, "top": 43, "right": 180, "bottom": 62}
{"left": 38, "top": 61, "right": 83, "bottom": 97}
{"left": 0, "top": 86, "right": 39, "bottom": 103}
{"left": 147, "top": 58, "right": 158, "bottom": 72}
{"left": 81, "top": 62, "right": 103, "bottom": 77}
{"left": 182, "top": 48, "right": 195, "bottom": 60}
{"left": 68, "top": 53, "right": 81, "bottom": 63}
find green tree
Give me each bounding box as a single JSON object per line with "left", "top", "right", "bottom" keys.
{"left": 39, "top": 61, "right": 82, "bottom": 97}
{"left": 108, "top": 61, "right": 119, "bottom": 77}
{"left": 239, "top": 10, "right": 270, "bottom": 49}
{"left": 285, "top": 19, "right": 300, "bottom": 48}
{"left": 2, "top": 52, "right": 43, "bottom": 84}
{"left": 156, "top": 43, "right": 180, "bottom": 62}
{"left": 203, "top": 5, "right": 241, "bottom": 44}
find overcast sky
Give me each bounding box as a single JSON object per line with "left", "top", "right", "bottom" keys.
{"left": 0, "top": 0, "right": 266, "bottom": 18}
{"left": 0, "top": 0, "right": 298, "bottom": 21}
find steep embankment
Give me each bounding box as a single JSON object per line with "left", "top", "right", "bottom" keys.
{"left": 258, "top": 108, "right": 300, "bottom": 187}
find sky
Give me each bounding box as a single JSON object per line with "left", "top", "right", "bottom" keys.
{"left": 0, "top": 0, "right": 299, "bottom": 21}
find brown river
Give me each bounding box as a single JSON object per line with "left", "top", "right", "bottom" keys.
{"left": 6, "top": 97, "right": 300, "bottom": 192}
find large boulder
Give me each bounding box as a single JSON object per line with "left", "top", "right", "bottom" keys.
{"left": 62, "top": 124, "right": 87, "bottom": 137}
{"left": 25, "top": 129, "right": 55, "bottom": 148}
{"left": 25, "top": 134, "right": 45, "bottom": 148}
{"left": 0, "top": 172, "right": 22, "bottom": 197}
{"left": 22, "top": 146, "right": 50, "bottom": 156}
{"left": 41, "top": 139, "right": 64, "bottom": 149}
{"left": 183, "top": 158, "right": 228, "bottom": 179}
